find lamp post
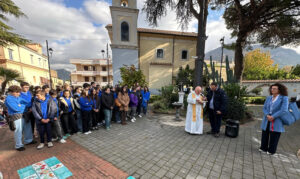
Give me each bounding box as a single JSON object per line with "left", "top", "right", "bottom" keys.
{"left": 106, "top": 43, "right": 110, "bottom": 86}
{"left": 46, "top": 40, "right": 53, "bottom": 89}
{"left": 219, "top": 37, "right": 225, "bottom": 84}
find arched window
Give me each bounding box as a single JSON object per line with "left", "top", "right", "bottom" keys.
{"left": 121, "top": 22, "right": 129, "bottom": 41}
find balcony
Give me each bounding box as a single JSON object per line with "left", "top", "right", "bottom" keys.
{"left": 71, "top": 81, "right": 110, "bottom": 87}
{"left": 71, "top": 70, "right": 113, "bottom": 76}
{"left": 70, "top": 59, "right": 112, "bottom": 65}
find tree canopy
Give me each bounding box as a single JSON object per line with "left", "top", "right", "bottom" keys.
{"left": 0, "top": 0, "right": 29, "bottom": 46}
{"left": 119, "top": 65, "right": 147, "bottom": 87}
{"left": 216, "top": 0, "right": 300, "bottom": 81}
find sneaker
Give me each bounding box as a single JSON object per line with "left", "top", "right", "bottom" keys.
{"left": 48, "top": 142, "right": 53, "bottom": 148}
{"left": 131, "top": 119, "right": 135, "bottom": 122}
{"left": 87, "top": 131, "right": 92, "bottom": 134}
{"left": 16, "top": 147, "right": 25, "bottom": 151}
{"left": 59, "top": 139, "right": 66, "bottom": 143}
{"left": 51, "top": 137, "right": 58, "bottom": 142}
{"left": 138, "top": 115, "right": 142, "bottom": 118}
{"left": 84, "top": 132, "right": 89, "bottom": 135}
{"left": 106, "top": 127, "right": 110, "bottom": 130}
{"left": 267, "top": 152, "right": 277, "bottom": 156}
{"left": 65, "top": 133, "right": 71, "bottom": 137}
{"left": 259, "top": 149, "right": 267, "bottom": 154}
{"left": 37, "top": 143, "right": 44, "bottom": 150}
{"left": 63, "top": 135, "right": 68, "bottom": 140}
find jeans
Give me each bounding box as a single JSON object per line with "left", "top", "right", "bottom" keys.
{"left": 82, "top": 110, "right": 91, "bottom": 133}
{"left": 114, "top": 107, "right": 121, "bottom": 123}
{"left": 23, "top": 118, "right": 33, "bottom": 144}
{"left": 130, "top": 107, "right": 137, "bottom": 119}
{"left": 103, "top": 109, "right": 112, "bottom": 128}
{"left": 91, "top": 110, "right": 98, "bottom": 127}
{"left": 37, "top": 122, "right": 52, "bottom": 143}
{"left": 14, "top": 117, "right": 33, "bottom": 149}
{"left": 260, "top": 121, "right": 281, "bottom": 154}
{"left": 75, "top": 110, "right": 82, "bottom": 132}
{"left": 142, "top": 104, "right": 148, "bottom": 115}
{"left": 14, "top": 118, "right": 24, "bottom": 149}
{"left": 208, "top": 109, "right": 222, "bottom": 134}
{"left": 51, "top": 120, "right": 63, "bottom": 139}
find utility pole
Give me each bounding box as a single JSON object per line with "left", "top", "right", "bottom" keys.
{"left": 106, "top": 43, "right": 109, "bottom": 85}
{"left": 46, "top": 40, "right": 53, "bottom": 89}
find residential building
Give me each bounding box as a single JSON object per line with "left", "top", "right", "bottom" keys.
{"left": 0, "top": 43, "right": 50, "bottom": 87}
{"left": 70, "top": 59, "right": 113, "bottom": 87}
{"left": 51, "top": 70, "right": 65, "bottom": 88}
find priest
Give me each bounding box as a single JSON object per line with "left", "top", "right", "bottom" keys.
{"left": 185, "top": 86, "right": 206, "bottom": 134}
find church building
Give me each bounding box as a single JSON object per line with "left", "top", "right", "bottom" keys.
{"left": 106, "top": 0, "right": 198, "bottom": 91}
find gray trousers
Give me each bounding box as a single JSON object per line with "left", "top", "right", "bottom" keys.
{"left": 51, "top": 120, "right": 63, "bottom": 140}
{"left": 130, "top": 107, "right": 137, "bottom": 119}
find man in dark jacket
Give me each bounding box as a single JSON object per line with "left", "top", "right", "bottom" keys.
{"left": 206, "top": 82, "right": 227, "bottom": 137}
{"left": 100, "top": 87, "right": 114, "bottom": 130}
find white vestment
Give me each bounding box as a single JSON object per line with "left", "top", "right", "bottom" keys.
{"left": 185, "top": 92, "right": 205, "bottom": 134}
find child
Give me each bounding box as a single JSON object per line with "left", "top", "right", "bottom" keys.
{"left": 79, "top": 90, "right": 93, "bottom": 134}
{"left": 129, "top": 87, "right": 138, "bottom": 122}
{"left": 90, "top": 88, "right": 100, "bottom": 130}
{"left": 59, "top": 90, "right": 77, "bottom": 136}
{"left": 141, "top": 86, "right": 150, "bottom": 115}
{"left": 49, "top": 90, "right": 66, "bottom": 143}
{"left": 32, "top": 90, "right": 56, "bottom": 149}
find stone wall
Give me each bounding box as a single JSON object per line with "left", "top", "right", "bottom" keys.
{"left": 242, "top": 80, "right": 300, "bottom": 97}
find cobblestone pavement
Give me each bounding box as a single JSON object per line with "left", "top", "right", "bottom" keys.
{"left": 0, "top": 125, "right": 128, "bottom": 179}
{"left": 71, "top": 111, "right": 300, "bottom": 179}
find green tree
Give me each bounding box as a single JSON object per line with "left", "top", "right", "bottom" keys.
{"left": 215, "top": 0, "right": 300, "bottom": 81}
{"left": 291, "top": 65, "right": 300, "bottom": 77}
{"left": 0, "top": 67, "right": 23, "bottom": 94}
{"left": 119, "top": 65, "right": 147, "bottom": 87}
{"left": 143, "top": 0, "right": 210, "bottom": 87}
{"left": 176, "top": 65, "right": 194, "bottom": 87}
{"left": 0, "top": 0, "right": 29, "bottom": 46}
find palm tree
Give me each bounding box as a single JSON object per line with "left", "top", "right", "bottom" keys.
{"left": 0, "top": 67, "right": 23, "bottom": 94}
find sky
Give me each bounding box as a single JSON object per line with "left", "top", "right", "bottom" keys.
{"left": 7, "top": 0, "right": 300, "bottom": 71}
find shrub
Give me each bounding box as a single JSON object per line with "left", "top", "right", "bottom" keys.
{"left": 152, "top": 100, "right": 168, "bottom": 110}
{"left": 160, "top": 85, "right": 178, "bottom": 107}
{"left": 223, "top": 83, "right": 248, "bottom": 100}
{"left": 224, "top": 98, "right": 246, "bottom": 121}
{"left": 149, "top": 95, "right": 162, "bottom": 104}
{"left": 243, "top": 96, "right": 266, "bottom": 104}
{"left": 251, "top": 87, "right": 262, "bottom": 95}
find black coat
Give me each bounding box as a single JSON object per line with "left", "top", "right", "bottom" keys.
{"left": 100, "top": 92, "right": 114, "bottom": 110}
{"left": 206, "top": 88, "right": 227, "bottom": 114}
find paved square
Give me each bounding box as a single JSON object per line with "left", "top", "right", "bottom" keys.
{"left": 71, "top": 113, "right": 300, "bottom": 179}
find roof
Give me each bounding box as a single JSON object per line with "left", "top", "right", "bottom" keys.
{"left": 105, "top": 24, "right": 197, "bottom": 37}
{"left": 242, "top": 79, "right": 300, "bottom": 83}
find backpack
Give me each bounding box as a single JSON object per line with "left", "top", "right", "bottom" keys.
{"left": 280, "top": 102, "right": 300, "bottom": 125}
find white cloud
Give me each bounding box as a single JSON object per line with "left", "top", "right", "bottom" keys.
{"left": 206, "top": 17, "right": 234, "bottom": 52}
{"left": 7, "top": 0, "right": 109, "bottom": 70}
{"left": 84, "top": 0, "right": 111, "bottom": 25}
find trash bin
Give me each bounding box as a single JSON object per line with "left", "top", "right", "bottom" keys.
{"left": 225, "top": 119, "right": 239, "bottom": 138}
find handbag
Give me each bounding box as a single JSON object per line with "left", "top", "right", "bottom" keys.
{"left": 280, "top": 102, "right": 300, "bottom": 125}
{"left": 7, "top": 116, "right": 16, "bottom": 131}
{"left": 115, "top": 98, "right": 122, "bottom": 107}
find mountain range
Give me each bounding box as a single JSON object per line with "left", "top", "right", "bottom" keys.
{"left": 205, "top": 45, "right": 300, "bottom": 67}
{"left": 56, "top": 69, "right": 71, "bottom": 81}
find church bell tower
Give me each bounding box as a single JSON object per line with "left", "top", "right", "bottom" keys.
{"left": 109, "top": 0, "right": 139, "bottom": 85}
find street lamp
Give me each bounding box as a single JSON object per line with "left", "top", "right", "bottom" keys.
{"left": 101, "top": 50, "right": 105, "bottom": 59}
{"left": 101, "top": 46, "right": 110, "bottom": 86}
{"left": 46, "top": 40, "right": 53, "bottom": 89}
{"left": 219, "top": 37, "right": 225, "bottom": 84}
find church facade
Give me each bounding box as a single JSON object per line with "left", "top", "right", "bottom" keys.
{"left": 106, "top": 0, "right": 197, "bottom": 90}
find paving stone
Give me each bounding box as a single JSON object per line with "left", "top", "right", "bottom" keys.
{"left": 70, "top": 113, "right": 300, "bottom": 179}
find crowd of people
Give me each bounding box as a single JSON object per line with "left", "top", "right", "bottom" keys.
{"left": 0, "top": 82, "right": 150, "bottom": 151}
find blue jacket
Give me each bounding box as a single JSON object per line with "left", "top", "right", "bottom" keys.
{"left": 79, "top": 97, "right": 93, "bottom": 111}
{"left": 5, "top": 95, "right": 28, "bottom": 115}
{"left": 20, "top": 91, "right": 32, "bottom": 110}
{"left": 141, "top": 91, "right": 150, "bottom": 107}
{"left": 261, "top": 95, "right": 288, "bottom": 133}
